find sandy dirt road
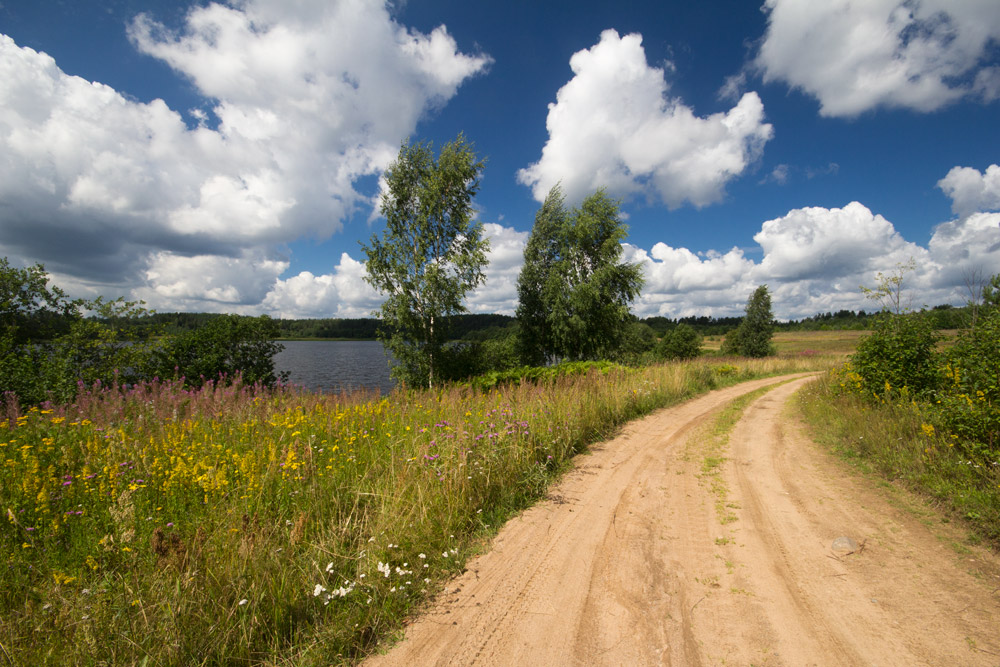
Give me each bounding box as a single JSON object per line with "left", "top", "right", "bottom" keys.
{"left": 366, "top": 375, "right": 1000, "bottom": 666}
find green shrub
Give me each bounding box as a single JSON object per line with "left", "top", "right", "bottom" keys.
{"left": 657, "top": 323, "right": 702, "bottom": 360}
{"left": 934, "top": 306, "right": 1000, "bottom": 452}
{"left": 850, "top": 311, "right": 941, "bottom": 397}
{"left": 156, "top": 314, "right": 287, "bottom": 388}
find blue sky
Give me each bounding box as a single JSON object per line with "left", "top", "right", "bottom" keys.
{"left": 1, "top": 0, "right": 998, "bottom": 319}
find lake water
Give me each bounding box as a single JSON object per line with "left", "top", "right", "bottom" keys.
{"left": 273, "top": 340, "right": 396, "bottom": 394}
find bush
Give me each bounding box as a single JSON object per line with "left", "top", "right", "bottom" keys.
{"left": 657, "top": 323, "right": 702, "bottom": 360}
{"left": 615, "top": 321, "right": 658, "bottom": 364}
{"left": 850, "top": 311, "right": 941, "bottom": 397}
{"left": 934, "top": 306, "right": 1000, "bottom": 452}
{"left": 156, "top": 314, "right": 287, "bottom": 388}
{"left": 437, "top": 334, "right": 522, "bottom": 381}
{"left": 0, "top": 260, "right": 160, "bottom": 404}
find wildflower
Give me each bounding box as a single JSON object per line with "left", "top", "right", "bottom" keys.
{"left": 377, "top": 561, "right": 391, "bottom": 577}
{"left": 325, "top": 562, "right": 334, "bottom": 573}
{"left": 239, "top": 599, "right": 248, "bottom": 606}
{"left": 313, "top": 584, "right": 326, "bottom": 597}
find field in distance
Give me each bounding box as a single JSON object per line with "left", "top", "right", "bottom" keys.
{"left": 702, "top": 329, "right": 867, "bottom": 356}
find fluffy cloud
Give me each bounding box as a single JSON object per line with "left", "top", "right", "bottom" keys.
{"left": 256, "top": 222, "right": 529, "bottom": 319}
{"left": 466, "top": 223, "right": 530, "bottom": 314}
{"left": 0, "top": 0, "right": 488, "bottom": 303}
{"left": 753, "top": 202, "right": 926, "bottom": 281}
{"left": 937, "top": 164, "right": 1000, "bottom": 218}
{"left": 261, "top": 253, "right": 381, "bottom": 319}
{"left": 631, "top": 196, "right": 1000, "bottom": 319}
{"left": 134, "top": 250, "right": 290, "bottom": 311}
{"left": 518, "top": 29, "right": 773, "bottom": 207}
{"left": 756, "top": 0, "right": 1000, "bottom": 116}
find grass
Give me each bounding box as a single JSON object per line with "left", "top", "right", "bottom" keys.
{"left": 796, "top": 376, "right": 1000, "bottom": 549}
{"left": 691, "top": 383, "right": 790, "bottom": 527}
{"left": 0, "top": 355, "right": 829, "bottom": 666}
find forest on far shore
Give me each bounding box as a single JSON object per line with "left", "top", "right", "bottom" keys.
{"left": 134, "top": 303, "right": 974, "bottom": 341}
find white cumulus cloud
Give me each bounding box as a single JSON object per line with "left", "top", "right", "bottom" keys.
{"left": 632, "top": 194, "right": 1000, "bottom": 319}
{"left": 261, "top": 253, "right": 381, "bottom": 319}
{"left": 753, "top": 202, "right": 926, "bottom": 281}
{"left": 937, "top": 164, "right": 1000, "bottom": 218}
{"left": 756, "top": 0, "right": 1000, "bottom": 116}
{"left": 466, "top": 223, "right": 530, "bottom": 314}
{"left": 518, "top": 29, "right": 773, "bottom": 207}
{"left": 0, "top": 0, "right": 489, "bottom": 307}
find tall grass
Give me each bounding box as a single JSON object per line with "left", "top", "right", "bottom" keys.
{"left": 2, "top": 356, "right": 824, "bottom": 665}
{"left": 798, "top": 375, "right": 1000, "bottom": 548}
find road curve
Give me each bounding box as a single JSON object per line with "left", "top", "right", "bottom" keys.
{"left": 365, "top": 375, "right": 1000, "bottom": 666}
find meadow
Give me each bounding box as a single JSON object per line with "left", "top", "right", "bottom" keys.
{"left": 1, "top": 354, "right": 829, "bottom": 665}
{"left": 703, "top": 329, "right": 866, "bottom": 356}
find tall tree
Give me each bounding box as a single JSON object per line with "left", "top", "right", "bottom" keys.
{"left": 723, "top": 285, "right": 775, "bottom": 358}
{"left": 362, "top": 134, "right": 488, "bottom": 388}
{"left": 516, "top": 186, "right": 644, "bottom": 364}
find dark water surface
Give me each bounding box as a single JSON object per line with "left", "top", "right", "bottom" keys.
{"left": 273, "top": 340, "right": 395, "bottom": 395}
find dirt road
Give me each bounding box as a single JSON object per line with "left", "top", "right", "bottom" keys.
{"left": 366, "top": 375, "right": 1000, "bottom": 666}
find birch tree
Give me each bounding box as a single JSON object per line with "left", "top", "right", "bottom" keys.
{"left": 362, "top": 134, "right": 488, "bottom": 388}
{"left": 516, "top": 186, "right": 644, "bottom": 364}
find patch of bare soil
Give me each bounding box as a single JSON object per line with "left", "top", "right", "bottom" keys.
{"left": 365, "top": 375, "right": 1000, "bottom": 666}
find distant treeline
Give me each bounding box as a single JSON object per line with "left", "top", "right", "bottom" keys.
{"left": 128, "top": 304, "right": 974, "bottom": 342}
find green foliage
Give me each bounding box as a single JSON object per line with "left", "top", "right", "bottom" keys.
{"left": 0, "top": 258, "right": 77, "bottom": 342}
{"left": 850, "top": 262, "right": 941, "bottom": 397}
{"left": 935, "top": 304, "right": 1000, "bottom": 450}
{"left": 437, "top": 334, "right": 522, "bottom": 381}
{"left": 0, "top": 258, "right": 287, "bottom": 404}
{"left": 721, "top": 285, "right": 775, "bottom": 358}
{"left": 515, "top": 186, "right": 644, "bottom": 364}
{"left": 657, "top": 323, "right": 703, "bottom": 360}
{"left": 850, "top": 312, "right": 941, "bottom": 396}
{"left": 835, "top": 272, "right": 998, "bottom": 477}
{"left": 465, "top": 360, "right": 627, "bottom": 392}
{"left": 157, "top": 314, "right": 288, "bottom": 388}
{"left": 362, "top": 134, "right": 488, "bottom": 388}
{"left": 983, "top": 273, "right": 1000, "bottom": 308}
{"left": 616, "top": 321, "right": 658, "bottom": 364}
{"left": 0, "top": 260, "right": 161, "bottom": 404}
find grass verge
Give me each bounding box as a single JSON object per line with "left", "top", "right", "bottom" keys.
{"left": 796, "top": 374, "right": 1000, "bottom": 550}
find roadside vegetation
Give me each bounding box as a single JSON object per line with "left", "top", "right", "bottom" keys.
{"left": 798, "top": 267, "right": 1000, "bottom": 547}
{"left": 1, "top": 355, "right": 823, "bottom": 665}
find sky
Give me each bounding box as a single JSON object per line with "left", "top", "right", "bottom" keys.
{"left": 1, "top": 0, "right": 999, "bottom": 321}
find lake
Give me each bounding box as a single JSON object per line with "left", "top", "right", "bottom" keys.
{"left": 273, "top": 340, "right": 396, "bottom": 394}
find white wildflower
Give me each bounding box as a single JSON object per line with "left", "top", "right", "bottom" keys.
{"left": 313, "top": 584, "right": 326, "bottom": 597}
